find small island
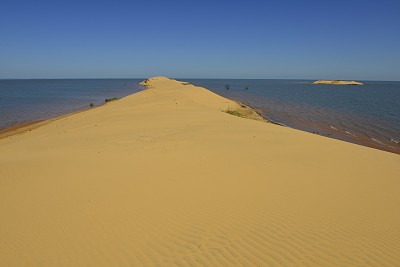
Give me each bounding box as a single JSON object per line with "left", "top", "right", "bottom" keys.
{"left": 312, "top": 80, "right": 364, "bottom": 85}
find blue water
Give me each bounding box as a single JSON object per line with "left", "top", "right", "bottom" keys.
{"left": 185, "top": 79, "right": 400, "bottom": 153}
{"left": 0, "top": 78, "right": 399, "bottom": 153}
{"left": 0, "top": 79, "right": 143, "bottom": 128}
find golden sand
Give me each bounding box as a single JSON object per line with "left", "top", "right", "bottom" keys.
{"left": 0, "top": 77, "right": 399, "bottom": 266}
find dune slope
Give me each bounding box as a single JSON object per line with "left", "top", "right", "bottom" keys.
{"left": 0, "top": 77, "right": 399, "bottom": 266}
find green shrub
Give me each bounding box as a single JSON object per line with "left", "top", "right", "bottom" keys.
{"left": 224, "top": 109, "right": 244, "bottom": 118}
{"left": 105, "top": 97, "right": 119, "bottom": 102}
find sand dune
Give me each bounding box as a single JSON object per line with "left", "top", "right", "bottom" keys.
{"left": 1, "top": 77, "right": 399, "bottom": 266}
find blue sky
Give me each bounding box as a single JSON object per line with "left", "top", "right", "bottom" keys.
{"left": 0, "top": 0, "right": 399, "bottom": 80}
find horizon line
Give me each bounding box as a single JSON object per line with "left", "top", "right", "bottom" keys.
{"left": 1, "top": 77, "right": 399, "bottom": 82}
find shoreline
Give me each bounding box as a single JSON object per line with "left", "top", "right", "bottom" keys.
{"left": 258, "top": 111, "right": 400, "bottom": 154}
{"left": 222, "top": 98, "right": 400, "bottom": 155}
{"left": 1, "top": 81, "right": 399, "bottom": 155}
{"left": 0, "top": 101, "right": 110, "bottom": 140}
{"left": 0, "top": 81, "right": 268, "bottom": 141}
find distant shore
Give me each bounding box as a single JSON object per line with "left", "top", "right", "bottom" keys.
{"left": 311, "top": 80, "right": 364, "bottom": 85}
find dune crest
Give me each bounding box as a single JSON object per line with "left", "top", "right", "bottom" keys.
{"left": 0, "top": 77, "right": 399, "bottom": 266}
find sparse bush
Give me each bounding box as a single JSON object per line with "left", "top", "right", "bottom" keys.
{"left": 105, "top": 97, "right": 119, "bottom": 102}
{"left": 224, "top": 109, "right": 244, "bottom": 118}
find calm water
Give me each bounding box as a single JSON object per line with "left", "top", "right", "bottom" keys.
{"left": 0, "top": 79, "right": 143, "bottom": 128}
{"left": 0, "top": 78, "right": 399, "bottom": 153}
{"left": 186, "top": 79, "right": 400, "bottom": 154}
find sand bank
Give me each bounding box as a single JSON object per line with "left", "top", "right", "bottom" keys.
{"left": 312, "top": 80, "right": 364, "bottom": 85}
{"left": 0, "top": 77, "right": 399, "bottom": 266}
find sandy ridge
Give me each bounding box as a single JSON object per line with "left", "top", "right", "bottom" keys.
{"left": 0, "top": 77, "right": 399, "bottom": 266}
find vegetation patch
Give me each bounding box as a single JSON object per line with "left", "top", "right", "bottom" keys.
{"left": 105, "top": 97, "right": 120, "bottom": 102}
{"left": 224, "top": 109, "right": 245, "bottom": 118}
